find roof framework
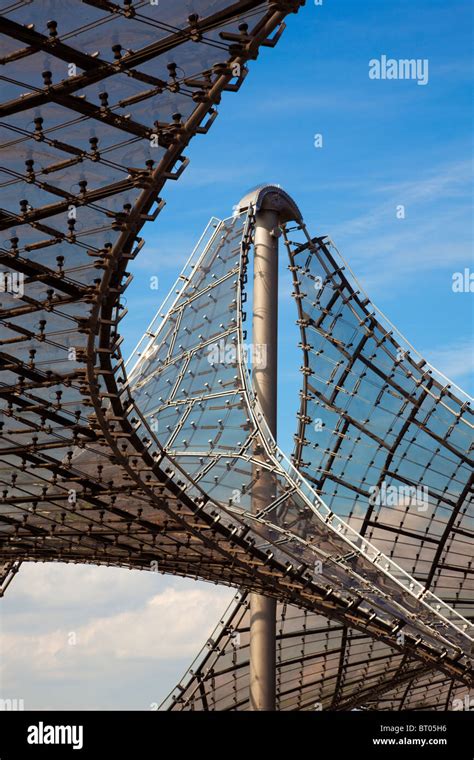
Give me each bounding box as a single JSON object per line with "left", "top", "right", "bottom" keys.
{"left": 287, "top": 231, "right": 473, "bottom": 621}
{"left": 162, "top": 592, "right": 467, "bottom": 711}
{"left": 0, "top": 0, "right": 307, "bottom": 587}
{"left": 0, "top": 1, "right": 472, "bottom": 711}
{"left": 128, "top": 200, "right": 472, "bottom": 704}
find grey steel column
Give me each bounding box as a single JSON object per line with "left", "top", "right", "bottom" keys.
{"left": 249, "top": 208, "right": 279, "bottom": 711}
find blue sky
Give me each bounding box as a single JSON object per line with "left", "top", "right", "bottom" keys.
{"left": 123, "top": 0, "right": 474, "bottom": 452}
{"left": 2, "top": 0, "right": 472, "bottom": 710}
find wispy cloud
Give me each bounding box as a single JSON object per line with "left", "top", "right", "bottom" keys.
{"left": 251, "top": 91, "right": 379, "bottom": 115}
{"left": 0, "top": 564, "right": 232, "bottom": 708}
{"left": 2, "top": 587, "right": 229, "bottom": 668}
{"left": 371, "top": 160, "right": 472, "bottom": 203}
{"left": 322, "top": 159, "right": 472, "bottom": 293}
{"left": 422, "top": 338, "right": 474, "bottom": 386}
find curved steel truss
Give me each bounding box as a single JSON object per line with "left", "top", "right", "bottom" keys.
{"left": 161, "top": 592, "right": 469, "bottom": 711}
{"left": 0, "top": 0, "right": 306, "bottom": 583}
{"left": 131, "top": 194, "right": 471, "bottom": 710}
{"left": 0, "top": 0, "right": 472, "bottom": 712}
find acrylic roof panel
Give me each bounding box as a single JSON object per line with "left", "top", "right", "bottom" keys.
{"left": 163, "top": 591, "right": 469, "bottom": 711}
{"left": 151, "top": 209, "right": 472, "bottom": 710}
{"left": 285, "top": 229, "right": 473, "bottom": 621}
{"left": 0, "top": 1, "right": 471, "bottom": 710}
{"left": 0, "top": 1, "right": 307, "bottom": 580}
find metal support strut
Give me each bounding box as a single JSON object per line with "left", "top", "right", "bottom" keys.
{"left": 237, "top": 185, "right": 302, "bottom": 710}
{"left": 249, "top": 207, "right": 279, "bottom": 711}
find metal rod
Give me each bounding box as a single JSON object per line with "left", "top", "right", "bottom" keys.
{"left": 249, "top": 207, "right": 279, "bottom": 711}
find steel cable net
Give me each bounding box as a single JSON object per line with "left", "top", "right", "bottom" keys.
{"left": 0, "top": 1, "right": 471, "bottom": 712}
{"left": 0, "top": 0, "right": 305, "bottom": 583}
{"left": 142, "top": 208, "right": 473, "bottom": 710}
{"left": 288, "top": 231, "right": 473, "bottom": 620}
{"left": 162, "top": 593, "right": 470, "bottom": 711}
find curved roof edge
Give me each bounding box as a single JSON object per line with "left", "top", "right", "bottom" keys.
{"left": 237, "top": 184, "right": 303, "bottom": 223}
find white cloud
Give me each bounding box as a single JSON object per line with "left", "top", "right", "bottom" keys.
{"left": 330, "top": 160, "right": 471, "bottom": 243}
{"left": 0, "top": 563, "right": 233, "bottom": 707}
{"left": 423, "top": 339, "right": 474, "bottom": 385}
{"left": 318, "top": 160, "right": 472, "bottom": 296}
{"left": 2, "top": 562, "right": 159, "bottom": 609}
{"left": 372, "top": 160, "right": 472, "bottom": 204}
{"left": 2, "top": 585, "right": 231, "bottom": 670}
